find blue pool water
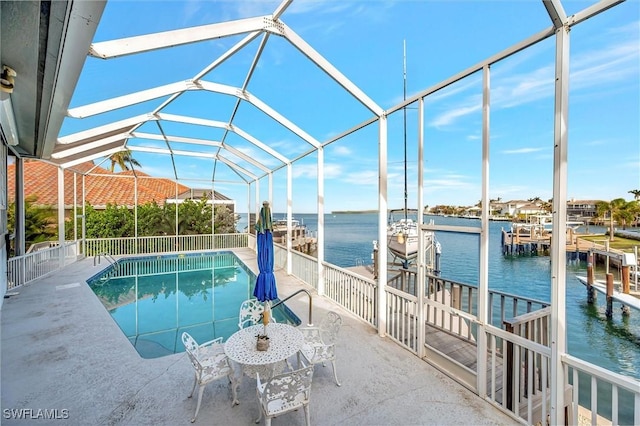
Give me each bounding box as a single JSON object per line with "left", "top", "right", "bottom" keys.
{"left": 87, "top": 251, "right": 300, "bottom": 359}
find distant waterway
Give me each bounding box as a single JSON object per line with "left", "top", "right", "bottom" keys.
{"left": 237, "top": 213, "right": 640, "bottom": 382}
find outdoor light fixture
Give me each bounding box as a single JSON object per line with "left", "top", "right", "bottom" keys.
{"left": 0, "top": 65, "right": 19, "bottom": 146}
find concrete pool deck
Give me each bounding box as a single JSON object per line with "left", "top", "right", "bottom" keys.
{"left": 1, "top": 249, "right": 517, "bottom": 425}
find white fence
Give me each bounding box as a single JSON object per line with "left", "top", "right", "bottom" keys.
{"left": 84, "top": 233, "right": 248, "bottom": 256}
{"left": 7, "top": 242, "right": 78, "bottom": 289}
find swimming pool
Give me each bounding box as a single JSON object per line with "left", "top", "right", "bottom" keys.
{"left": 87, "top": 251, "right": 300, "bottom": 359}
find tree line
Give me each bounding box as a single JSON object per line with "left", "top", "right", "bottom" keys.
{"left": 6, "top": 196, "right": 238, "bottom": 254}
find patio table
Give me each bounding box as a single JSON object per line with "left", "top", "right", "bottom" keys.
{"left": 224, "top": 323, "right": 304, "bottom": 381}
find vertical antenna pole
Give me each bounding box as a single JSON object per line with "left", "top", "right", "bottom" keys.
{"left": 403, "top": 40, "right": 408, "bottom": 220}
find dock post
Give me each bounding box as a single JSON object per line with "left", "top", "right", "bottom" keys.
{"left": 587, "top": 252, "right": 596, "bottom": 304}
{"left": 621, "top": 265, "right": 630, "bottom": 295}
{"left": 605, "top": 273, "right": 614, "bottom": 318}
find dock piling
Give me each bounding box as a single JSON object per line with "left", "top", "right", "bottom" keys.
{"left": 586, "top": 252, "right": 596, "bottom": 304}
{"left": 605, "top": 273, "right": 614, "bottom": 318}
{"left": 621, "top": 265, "right": 630, "bottom": 295}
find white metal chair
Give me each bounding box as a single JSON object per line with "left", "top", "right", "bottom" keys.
{"left": 181, "top": 332, "right": 238, "bottom": 423}
{"left": 255, "top": 361, "right": 314, "bottom": 426}
{"left": 239, "top": 299, "right": 263, "bottom": 329}
{"left": 298, "top": 311, "right": 343, "bottom": 386}
{"left": 238, "top": 298, "right": 276, "bottom": 329}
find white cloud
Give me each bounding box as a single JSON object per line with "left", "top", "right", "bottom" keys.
{"left": 292, "top": 162, "right": 343, "bottom": 179}
{"left": 330, "top": 145, "right": 352, "bottom": 156}
{"left": 429, "top": 104, "right": 482, "bottom": 128}
{"left": 501, "top": 147, "right": 546, "bottom": 155}
{"left": 342, "top": 170, "right": 378, "bottom": 185}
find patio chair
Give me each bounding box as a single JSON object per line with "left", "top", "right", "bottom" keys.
{"left": 298, "top": 311, "right": 343, "bottom": 386}
{"left": 255, "top": 361, "right": 314, "bottom": 426}
{"left": 181, "top": 332, "right": 238, "bottom": 423}
{"left": 238, "top": 298, "right": 277, "bottom": 329}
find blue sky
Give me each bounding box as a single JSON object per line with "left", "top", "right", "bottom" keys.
{"left": 62, "top": 0, "right": 640, "bottom": 214}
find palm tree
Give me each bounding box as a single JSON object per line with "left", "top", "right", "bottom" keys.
{"left": 628, "top": 189, "right": 640, "bottom": 201}
{"left": 528, "top": 196, "right": 542, "bottom": 204}
{"left": 109, "top": 149, "right": 141, "bottom": 172}
{"left": 595, "top": 198, "right": 628, "bottom": 241}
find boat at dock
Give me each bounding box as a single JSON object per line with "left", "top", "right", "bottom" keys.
{"left": 245, "top": 215, "right": 316, "bottom": 254}
{"left": 387, "top": 209, "right": 441, "bottom": 269}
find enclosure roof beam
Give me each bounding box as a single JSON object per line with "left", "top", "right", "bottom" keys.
{"left": 88, "top": 16, "right": 269, "bottom": 59}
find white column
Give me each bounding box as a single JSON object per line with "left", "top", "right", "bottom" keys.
{"left": 550, "top": 23, "right": 570, "bottom": 426}
{"left": 317, "top": 146, "right": 325, "bottom": 296}
{"left": 477, "top": 64, "right": 491, "bottom": 397}
{"left": 416, "top": 100, "right": 425, "bottom": 356}
{"left": 73, "top": 173, "right": 77, "bottom": 241}
{"left": 377, "top": 115, "right": 388, "bottom": 337}
{"left": 246, "top": 184, "right": 251, "bottom": 237}
{"left": 286, "top": 163, "right": 292, "bottom": 275}
{"left": 57, "top": 167, "right": 65, "bottom": 267}
{"left": 134, "top": 177, "right": 138, "bottom": 254}
{"left": 268, "top": 172, "right": 273, "bottom": 206}
{"left": 210, "top": 180, "right": 215, "bottom": 245}
{"left": 14, "top": 157, "right": 24, "bottom": 256}
{"left": 82, "top": 175, "right": 86, "bottom": 255}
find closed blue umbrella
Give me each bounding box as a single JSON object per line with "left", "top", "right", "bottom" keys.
{"left": 253, "top": 201, "right": 277, "bottom": 303}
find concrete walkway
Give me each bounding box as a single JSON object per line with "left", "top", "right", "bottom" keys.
{"left": 1, "top": 249, "right": 517, "bottom": 425}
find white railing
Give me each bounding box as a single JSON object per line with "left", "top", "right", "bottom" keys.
{"left": 484, "top": 325, "right": 555, "bottom": 425}
{"left": 7, "top": 241, "right": 78, "bottom": 289}
{"left": 563, "top": 354, "right": 640, "bottom": 426}
{"left": 323, "top": 261, "right": 377, "bottom": 326}
{"left": 84, "top": 233, "right": 248, "bottom": 256}
{"left": 386, "top": 286, "right": 418, "bottom": 352}
{"left": 290, "top": 250, "right": 318, "bottom": 288}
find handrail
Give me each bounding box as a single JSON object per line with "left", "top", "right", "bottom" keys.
{"left": 93, "top": 252, "right": 116, "bottom": 266}
{"left": 272, "top": 289, "right": 314, "bottom": 326}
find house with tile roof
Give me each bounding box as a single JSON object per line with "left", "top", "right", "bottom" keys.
{"left": 7, "top": 160, "right": 234, "bottom": 213}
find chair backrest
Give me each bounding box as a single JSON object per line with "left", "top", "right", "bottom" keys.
{"left": 182, "top": 332, "right": 199, "bottom": 354}
{"left": 319, "top": 311, "right": 342, "bottom": 344}
{"left": 238, "top": 299, "right": 264, "bottom": 329}
{"left": 261, "top": 365, "right": 314, "bottom": 414}
{"left": 181, "top": 332, "right": 223, "bottom": 366}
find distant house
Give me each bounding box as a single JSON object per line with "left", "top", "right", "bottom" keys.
{"left": 7, "top": 160, "right": 234, "bottom": 215}
{"left": 495, "top": 200, "right": 531, "bottom": 216}
{"left": 516, "top": 202, "right": 547, "bottom": 217}
{"left": 566, "top": 199, "right": 602, "bottom": 219}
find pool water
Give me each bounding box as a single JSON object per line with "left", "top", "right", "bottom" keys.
{"left": 87, "top": 251, "right": 300, "bottom": 359}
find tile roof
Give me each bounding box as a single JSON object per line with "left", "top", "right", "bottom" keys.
{"left": 7, "top": 160, "right": 228, "bottom": 208}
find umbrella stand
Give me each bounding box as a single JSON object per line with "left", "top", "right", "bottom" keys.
{"left": 257, "top": 301, "right": 271, "bottom": 351}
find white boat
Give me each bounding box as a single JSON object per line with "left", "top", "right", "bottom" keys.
{"left": 271, "top": 217, "right": 307, "bottom": 240}
{"left": 387, "top": 210, "right": 419, "bottom": 259}
{"left": 387, "top": 209, "right": 441, "bottom": 271}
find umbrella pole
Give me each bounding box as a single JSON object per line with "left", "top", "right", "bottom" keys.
{"left": 262, "top": 301, "right": 271, "bottom": 336}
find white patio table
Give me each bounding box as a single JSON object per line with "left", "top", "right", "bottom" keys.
{"left": 224, "top": 322, "right": 304, "bottom": 382}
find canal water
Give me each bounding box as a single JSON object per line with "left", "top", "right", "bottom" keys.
{"left": 238, "top": 213, "right": 640, "bottom": 383}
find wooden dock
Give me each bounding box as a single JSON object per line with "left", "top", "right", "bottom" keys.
{"left": 576, "top": 275, "right": 640, "bottom": 311}
{"left": 501, "top": 229, "right": 625, "bottom": 262}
